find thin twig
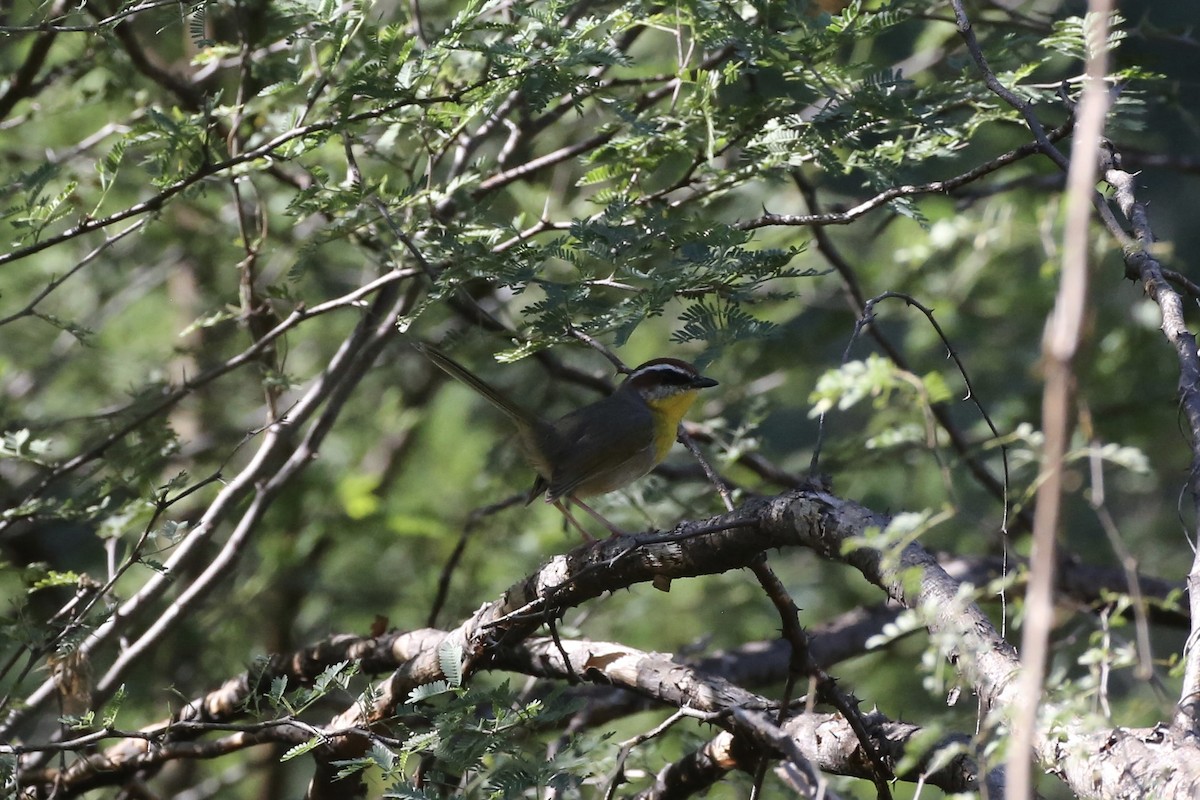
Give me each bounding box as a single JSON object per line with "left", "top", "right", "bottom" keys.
{"left": 427, "top": 494, "right": 527, "bottom": 628}
{"left": 750, "top": 558, "right": 893, "bottom": 800}
{"left": 742, "top": 121, "right": 1072, "bottom": 232}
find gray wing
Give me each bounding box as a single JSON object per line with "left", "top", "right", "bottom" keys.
{"left": 544, "top": 394, "right": 657, "bottom": 502}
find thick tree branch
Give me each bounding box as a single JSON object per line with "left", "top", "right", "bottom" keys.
{"left": 1105, "top": 147, "right": 1200, "bottom": 728}
{"left": 14, "top": 486, "right": 1193, "bottom": 798}
{"left": 310, "top": 489, "right": 1187, "bottom": 799}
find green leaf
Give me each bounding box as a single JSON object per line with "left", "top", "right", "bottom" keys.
{"left": 437, "top": 640, "right": 464, "bottom": 688}
{"left": 100, "top": 685, "right": 127, "bottom": 728}
{"left": 281, "top": 737, "right": 327, "bottom": 762}
{"left": 0, "top": 429, "right": 54, "bottom": 464}
{"left": 30, "top": 570, "right": 82, "bottom": 591}
{"left": 407, "top": 681, "right": 453, "bottom": 703}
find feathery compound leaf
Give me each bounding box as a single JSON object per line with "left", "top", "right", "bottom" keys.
{"left": 312, "top": 660, "right": 358, "bottom": 694}
{"left": 186, "top": 0, "right": 211, "bottom": 46}
{"left": 437, "top": 640, "right": 464, "bottom": 687}
{"left": 407, "top": 681, "right": 453, "bottom": 703}
{"left": 486, "top": 762, "right": 538, "bottom": 796}
{"left": 672, "top": 300, "right": 777, "bottom": 347}
{"left": 1042, "top": 12, "right": 1126, "bottom": 60}
{"left": 281, "top": 737, "right": 326, "bottom": 762}
{"left": 383, "top": 786, "right": 440, "bottom": 800}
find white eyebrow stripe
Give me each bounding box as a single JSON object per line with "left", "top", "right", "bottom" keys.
{"left": 630, "top": 363, "right": 695, "bottom": 379}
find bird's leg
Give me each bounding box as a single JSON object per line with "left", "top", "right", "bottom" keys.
{"left": 566, "top": 497, "right": 630, "bottom": 538}
{"left": 552, "top": 500, "right": 596, "bottom": 543}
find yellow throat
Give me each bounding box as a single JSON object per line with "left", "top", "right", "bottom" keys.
{"left": 647, "top": 389, "right": 701, "bottom": 461}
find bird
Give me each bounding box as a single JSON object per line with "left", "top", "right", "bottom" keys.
{"left": 414, "top": 343, "right": 718, "bottom": 540}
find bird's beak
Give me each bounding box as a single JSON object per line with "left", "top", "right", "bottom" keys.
{"left": 693, "top": 375, "right": 719, "bottom": 389}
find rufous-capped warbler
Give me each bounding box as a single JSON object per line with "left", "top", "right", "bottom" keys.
{"left": 415, "top": 344, "right": 718, "bottom": 540}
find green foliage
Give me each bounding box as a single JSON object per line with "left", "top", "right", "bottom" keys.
{"left": 324, "top": 679, "right": 595, "bottom": 797}
{"left": 0, "top": 429, "right": 54, "bottom": 465}
{"left": 101, "top": 684, "right": 127, "bottom": 728}
{"left": 842, "top": 509, "right": 953, "bottom": 570}
{"left": 29, "top": 570, "right": 83, "bottom": 591}
{"left": 1042, "top": 12, "right": 1128, "bottom": 61}
{"left": 437, "top": 639, "right": 465, "bottom": 688}
{"left": 259, "top": 660, "right": 362, "bottom": 719}
{"left": 809, "top": 354, "right": 955, "bottom": 460}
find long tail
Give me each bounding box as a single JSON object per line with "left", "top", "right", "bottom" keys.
{"left": 414, "top": 343, "right": 538, "bottom": 427}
